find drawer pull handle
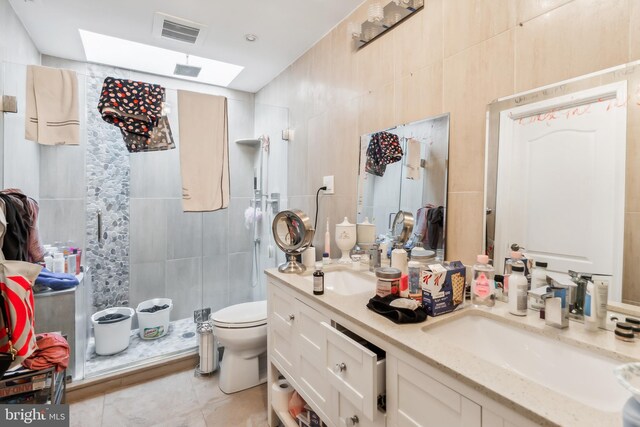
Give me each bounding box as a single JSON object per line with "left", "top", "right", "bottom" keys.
{"left": 345, "top": 415, "right": 359, "bottom": 425}
{"left": 334, "top": 362, "right": 347, "bottom": 373}
{"left": 288, "top": 314, "right": 295, "bottom": 321}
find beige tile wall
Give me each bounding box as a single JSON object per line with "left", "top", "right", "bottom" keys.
{"left": 256, "top": 0, "right": 640, "bottom": 268}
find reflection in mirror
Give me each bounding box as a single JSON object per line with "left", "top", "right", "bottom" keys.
{"left": 485, "top": 60, "right": 640, "bottom": 306}
{"left": 357, "top": 114, "right": 449, "bottom": 259}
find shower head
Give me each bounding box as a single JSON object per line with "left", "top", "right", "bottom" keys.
{"left": 235, "top": 138, "right": 261, "bottom": 146}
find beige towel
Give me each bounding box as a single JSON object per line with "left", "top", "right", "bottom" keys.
{"left": 405, "top": 138, "right": 421, "bottom": 180}
{"left": 178, "top": 91, "right": 229, "bottom": 212}
{"left": 25, "top": 65, "right": 80, "bottom": 146}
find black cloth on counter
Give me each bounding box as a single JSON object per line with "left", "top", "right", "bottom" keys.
{"left": 0, "top": 193, "right": 29, "bottom": 261}
{"left": 139, "top": 304, "right": 169, "bottom": 313}
{"left": 366, "top": 295, "right": 427, "bottom": 324}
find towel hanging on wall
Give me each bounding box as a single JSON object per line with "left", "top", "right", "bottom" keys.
{"left": 177, "top": 90, "right": 229, "bottom": 212}
{"left": 25, "top": 65, "right": 80, "bottom": 145}
{"left": 405, "top": 138, "right": 421, "bottom": 180}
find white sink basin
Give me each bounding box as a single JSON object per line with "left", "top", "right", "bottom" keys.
{"left": 425, "top": 315, "right": 629, "bottom": 412}
{"left": 302, "top": 270, "right": 375, "bottom": 296}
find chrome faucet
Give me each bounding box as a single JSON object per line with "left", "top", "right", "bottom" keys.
{"left": 541, "top": 286, "right": 569, "bottom": 329}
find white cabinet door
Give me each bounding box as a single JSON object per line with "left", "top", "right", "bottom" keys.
{"left": 323, "top": 322, "right": 382, "bottom": 422}
{"left": 494, "top": 82, "right": 626, "bottom": 299}
{"left": 390, "top": 357, "right": 481, "bottom": 427}
{"left": 268, "top": 283, "right": 297, "bottom": 378}
{"left": 296, "top": 299, "right": 331, "bottom": 423}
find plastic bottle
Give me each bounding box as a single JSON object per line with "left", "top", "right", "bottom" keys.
{"left": 471, "top": 255, "right": 495, "bottom": 307}
{"left": 53, "top": 252, "right": 65, "bottom": 274}
{"left": 503, "top": 251, "right": 524, "bottom": 298}
{"left": 391, "top": 243, "right": 408, "bottom": 275}
{"left": 399, "top": 275, "right": 409, "bottom": 298}
{"left": 531, "top": 261, "right": 548, "bottom": 289}
{"left": 408, "top": 261, "right": 421, "bottom": 294}
{"left": 44, "top": 255, "right": 54, "bottom": 271}
{"left": 313, "top": 263, "right": 324, "bottom": 295}
{"left": 67, "top": 254, "right": 77, "bottom": 277}
{"left": 508, "top": 265, "right": 528, "bottom": 316}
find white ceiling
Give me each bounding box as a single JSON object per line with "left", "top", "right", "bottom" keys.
{"left": 8, "top": 0, "right": 364, "bottom": 93}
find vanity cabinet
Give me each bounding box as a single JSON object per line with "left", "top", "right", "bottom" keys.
{"left": 268, "top": 280, "right": 385, "bottom": 427}
{"left": 267, "top": 276, "right": 537, "bottom": 427}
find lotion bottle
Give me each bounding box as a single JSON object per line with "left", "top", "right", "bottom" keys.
{"left": 508, "top": 265, "right": 528, "bottom": 316}
{"left": 391, "top": 243, "right": 408, "bottom": 275}
{"left": 471, "top": 255, "right": 495, "bottom": 307}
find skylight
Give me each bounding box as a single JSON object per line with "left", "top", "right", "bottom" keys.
{"left": 79, "top": 29, "right": 244, "bottom": 87}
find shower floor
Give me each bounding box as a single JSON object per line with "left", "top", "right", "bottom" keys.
{"left": 85, "top": 317, "right": 197, "bottom": 377}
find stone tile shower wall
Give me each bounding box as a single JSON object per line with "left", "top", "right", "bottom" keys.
{"left": 86, "top": 64, "right": 131, "bottom": 310}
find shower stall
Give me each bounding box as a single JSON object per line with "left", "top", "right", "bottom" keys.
{"left": 0, "top": 58, "right": 288, "bottom": 380}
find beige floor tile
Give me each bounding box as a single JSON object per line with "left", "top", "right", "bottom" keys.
{"left": 70, "top": 394, "right": 105, "bottom": 427}
{"left": 514, "top": 0, "right": 628, "bottom": 92}
{"left": 443, "top": 0, "right": 516, "bottom": 58}
{"left": 100, "top": 370, "right": 201, "bottom": 427}
{"left": 445, "top": 191, "right": 485, "bottom": 265}
{"left": 515, "top": 0, "right": 574, "bottom": 23}
{"left": 443, "top": 31, "right": 515, "bottom": 193}
{"left": 202, "top": 384, "right": 268, "bottom": 427}
{"left": 71, "top": 370, "right": 269, "bottom": 427}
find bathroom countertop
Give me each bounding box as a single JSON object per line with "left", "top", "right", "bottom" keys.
{"left": 266, "top": 265, "right": 639, "bottom": 427}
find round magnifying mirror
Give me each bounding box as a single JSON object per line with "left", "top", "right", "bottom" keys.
{"left": 391, "top": 210, "right": 414, "bottom": 245}
{"left": 272, "top": 209, "right": 314, "bottom": 273}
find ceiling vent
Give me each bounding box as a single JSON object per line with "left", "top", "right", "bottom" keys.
{"left": 152, "top": 13, "right": 207, "bottom": 46}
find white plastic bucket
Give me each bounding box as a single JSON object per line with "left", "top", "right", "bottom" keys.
{"left": 91, "top": 307, "right": 135, "bottom": 356}
{"left": 136, "top": 298, "right": 173, "bottom": 339}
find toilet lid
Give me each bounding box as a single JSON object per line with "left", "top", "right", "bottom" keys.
{"left": 210, "top": 300, "right": 267, "bottom": 328}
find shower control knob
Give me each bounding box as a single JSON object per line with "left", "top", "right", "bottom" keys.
{"left": 345, "top": 415, "right": 359, "bottom": 425}
{"left": 334, "top": 362, "right": 347, "bottom": 373}
{"left": 288, "top": 314, "right": 295, "bottom": 321}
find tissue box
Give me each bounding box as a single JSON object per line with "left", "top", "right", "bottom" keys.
{"left": 422, "top": 261, "right": 466, "bottom": 316}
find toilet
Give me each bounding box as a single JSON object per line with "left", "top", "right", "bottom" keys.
{"left": 210, "top": 300, "right": 268, "bottom": 394}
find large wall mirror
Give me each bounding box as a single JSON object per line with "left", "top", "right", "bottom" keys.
{"left": 357, "top": 114, "right": 449, "bottom": 258}
{"left": 485, "top": 60, "right": 640, "bottom": 305}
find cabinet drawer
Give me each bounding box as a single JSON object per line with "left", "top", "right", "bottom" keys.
{"left": 322, "top": 322, "right": 385, "bottom": 421}
{"left": 269, "top": 284, "right": 296, "bottom": 377}
{"left": 333, "top": 392, "right": 384, "bottom": 427}
{"left": 296, "top": 300, "right": 331, "bottom": 422}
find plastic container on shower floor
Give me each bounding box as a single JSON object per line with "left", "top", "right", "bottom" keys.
{"left": 91, "top": 307, "right": 135, "bottom": 356}
{"left": 136, "top": 298, "right": 173, "bottom": 340}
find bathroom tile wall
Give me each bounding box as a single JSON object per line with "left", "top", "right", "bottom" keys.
{"left": 0, "top": 0, "right": 41, "bottom": 198}
{"left": 254, "top": 0, "right": 640, "bottom": 296}
{"left": 35, "top": 56, "right": 260, "bottom": 321}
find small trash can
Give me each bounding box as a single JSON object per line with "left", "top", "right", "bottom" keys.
{"left": 136, "top": 298, "right": 173, "bottom": 339}
{"left": 91, "top": 307, "right": 135, "bottom": 355}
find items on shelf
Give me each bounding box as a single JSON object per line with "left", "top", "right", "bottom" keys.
{"left": 21, "top": 333, "right": 69, "bottom": 373}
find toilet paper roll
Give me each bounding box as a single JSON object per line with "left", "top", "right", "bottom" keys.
{"left": 271, "top": 379, "right": 294, "bottom": 412}
{"left": 302, "top": 246, "right": 316, "bottom": 268}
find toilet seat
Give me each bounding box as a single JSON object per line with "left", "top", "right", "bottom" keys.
{"left": 211, "top": 300, "right": 267, "bottom": 329}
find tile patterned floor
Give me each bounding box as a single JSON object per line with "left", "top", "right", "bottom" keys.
{"left": 70, "top": 369, "right": 269, "bottom": 427}
{"left": 85, "top": 318, "right": 197, "bottom": 377}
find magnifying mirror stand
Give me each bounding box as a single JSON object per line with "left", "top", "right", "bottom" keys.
{"left": 279, "top": 251, "right": 306, "bottom": 274}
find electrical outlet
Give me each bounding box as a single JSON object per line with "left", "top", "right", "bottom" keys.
{"left": 323, "top": 176, "right": 335, "bottom": 194}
